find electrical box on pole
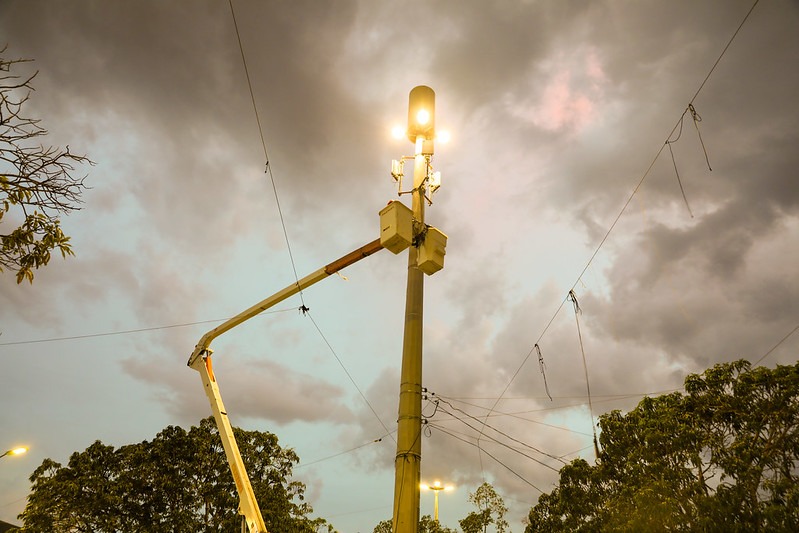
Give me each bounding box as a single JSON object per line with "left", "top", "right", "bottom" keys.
{"left": 417, "top": 227, "right": 447, "bottom": 275}
{"left": 380, "top": 200, "right": 414, "bottom": 254}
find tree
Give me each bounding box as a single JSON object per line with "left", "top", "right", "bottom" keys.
{"left": 526, "top": 360, "right": 799, "bottom": 532}
{"left": 372, "top": 519, "right": 392, "bottom": 533}
{"left": 18, "top": 417, "right": 324, "bottom": 532}
{"left": 459, "top": 482, "right": 509, "bottom": 533}
{"left": 372, "top": 515, "right": 456, "bottom": 533}
{"left": 419, "top": 514, "right": 456, "bottom": 533}
{"left": 1, "top": 47, "right": 91, "bottom": 283}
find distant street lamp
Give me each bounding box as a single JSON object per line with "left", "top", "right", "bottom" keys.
{"left": 0, "top": 446, "right": 28, "bottom": 459}
{"left": 421, "top": 480, "right": 454, "bottom": 522}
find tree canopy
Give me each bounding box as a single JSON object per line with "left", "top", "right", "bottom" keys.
{"left": 526, "top": 359, "right": 799, "bottom": 532}
{"left": 1, "top": 47, "right": 91, "bottom": 283}
{"left": 460, "top": 482, "right": 509, "bottom": 533}
{"left": 373, "top": 515, "right": 456, "bottom": 533}
{"left": 18, "top": 417, "right": 327, "bottom": 532}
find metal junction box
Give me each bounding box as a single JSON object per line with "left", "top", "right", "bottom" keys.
{"left": 379, "top": 201, "right": 414, "bottom": 254}
{"left": 418, "top": 226, "right": 447, "bottom": 275}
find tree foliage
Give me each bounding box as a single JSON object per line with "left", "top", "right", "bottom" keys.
{"left": 526, "top": 360, "right": 799, "bottom": 532}
{"left": 460, "top": 482, "right": 509, "bottom": 533}
{"left": 17, "top": 417, "right": 325, "bottom": 532}
{"left": 373, "top": 515, "right": 456, "bottom": 533}
{"left": 1, "top": 47, "right": 91, "bottom": 283}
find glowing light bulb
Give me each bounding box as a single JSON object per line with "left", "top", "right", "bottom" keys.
{"left": 416, "top": 109, "right": 430, "bottom": 125}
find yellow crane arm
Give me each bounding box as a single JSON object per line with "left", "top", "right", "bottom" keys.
{"left": 187, "top": 238, "right": 383, "bottom": 533}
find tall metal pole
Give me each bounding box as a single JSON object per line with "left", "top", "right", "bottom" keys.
{"left": 393, "top": 86, "right": 435, "bottom": 533}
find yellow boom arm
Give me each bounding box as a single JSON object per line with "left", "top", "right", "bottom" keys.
{"left": 187, "top": 238, "right": 383, "bottom": 533}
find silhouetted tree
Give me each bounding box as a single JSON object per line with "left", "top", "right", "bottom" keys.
{"left": 1, "top": 47, "right": 91, "bottom": 283}
{"left": 527, "top": 360, "right": 799, "bottom": 532}
{"left": 460, "top": 482, "right": 508, "bottom": 533}
{"left": 18, "top": 418, "right": 323, "bottom": 532}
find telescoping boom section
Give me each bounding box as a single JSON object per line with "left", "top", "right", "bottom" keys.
{"left": 187, "top": 238, "right": 384, "bottom": 533}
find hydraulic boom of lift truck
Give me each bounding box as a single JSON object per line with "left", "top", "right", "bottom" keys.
{"left": 186, "top": 238, "right": 384, "bottom": 533}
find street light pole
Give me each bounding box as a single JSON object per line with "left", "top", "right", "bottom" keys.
{"left": 421, "top": 481, "right": 452, "bottom": 523}
{"left": 393, "top": 86, "right": 436, "bottom": 533}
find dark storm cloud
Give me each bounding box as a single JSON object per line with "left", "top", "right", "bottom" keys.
{"left": 0, "top": 0, "right": 381, "bottom": 249}
{"left": 3, "top": 0, "right": 799, "bottom": 528}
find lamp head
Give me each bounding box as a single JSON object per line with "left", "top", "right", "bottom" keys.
{"left": 407, "top": 85, "right": 435, "bottom": 142}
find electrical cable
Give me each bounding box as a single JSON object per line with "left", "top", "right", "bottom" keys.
{"left": 0, "top": 307, "right": 297, "bottom": 347}
{"left": 435, "top": 395, "right": 597, "bottom": 436}
{"left": 753, "top": 322, "right": 799, "bottom": 367}
{"left": 443, "top": 389, "right": 681, "bottom": 401}
{"left": 303, "top": 310, "right": 396, "bottom": 445}
{"left": 535, "top": 344, "right": 552, "bottom": 401}
{"left": 392, "top": 420, "right": 424, "bottom": 533}
{"left": 428, "top": 422, "right": 544, "bottom": 493}
{"left": 227, "top": 0, "right": 306, "bottom": 306}
{"left": 433, "top": 394, "right": 566, "bottom": 465}
{"left": 568, "top": 290, "right": 599, "bottom": 458}
{"left": 477, "top": 0, "right": 763, "bottom": 461}
{"left": 294, "top": 432, "right": 393, "bottom": 470}
{"left": 666, "top": 126, "right": 695, "bottom": 218}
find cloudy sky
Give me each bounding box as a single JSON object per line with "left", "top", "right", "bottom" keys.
{"left": 1, "top": 0, "right": 798, "bottom": 530}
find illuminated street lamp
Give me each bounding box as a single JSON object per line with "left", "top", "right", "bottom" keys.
{"left": 421, "top": 480, "right": 454, "bottom": 522}
{"left": 0, "top": 446, "right": 28, "bottom": 459}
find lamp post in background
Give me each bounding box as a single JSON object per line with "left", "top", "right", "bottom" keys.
{"left": 0, "top": 446, "right": 28, "bottom": 460}
{"left": 421, "top": 480, "right": 454, "bottom": 523}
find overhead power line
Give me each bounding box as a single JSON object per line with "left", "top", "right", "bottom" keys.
{"left": 303, "top": 310, "right": 397, "bottom": 444}
{"left": 227, "top": 0, "right": 305, "bottom": 305}
{"left": 480, "top": 0, "right": 764, "bottom": 444}
{"left": 428, "top": 422, "right": 544, "bottom": 493}
{"left": 294, "top": 432, "right": 393, "bottom": 470}
{"left": 753, "top": 322, "right": 799, "bottom": 367}
{"left": 0, "top": 307, "right": 297, "bottom": 347}
{"left": 428, "top": 396, "right": 563, "bottom": 472}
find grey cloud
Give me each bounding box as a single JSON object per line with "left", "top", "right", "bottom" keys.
{"left": 124, "top": 352, "right": 351, "bottom": 425}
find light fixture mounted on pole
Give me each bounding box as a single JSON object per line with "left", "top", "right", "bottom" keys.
{"left": 1, "top": 446, "right": 28, "bottom": 459}
{"left": 388, "top": 86, "right": 448, "bottom": 533}
{"left": 421, "top": 480, "right": 454, "bottom": 523}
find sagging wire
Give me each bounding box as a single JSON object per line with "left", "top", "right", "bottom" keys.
{"left": 302, "top": 310, "right": 396, "bottom": 444}
{"left": 422, "top": 389, "right": 440, "bottom": 438}
{"left": 434, "top": 395, "right": 595, "bottom": 437}
{"left": 665, "top": 112, "right": 695, "bottom": 218}
{"left": 569, "top": 290, "right": 600, "bottom": 459}
{"left": 427, "top": 422, "right": 544, "bottom": 493}
{"left": 479, "top": 1, "right": 762, "bottom": 435}
{"left": 394, "top": 419, "right": 425, "bottom": 533}
{"left": 295, "top": 432, "right": 393, "bottom": 470}
{"left": 753, "top": 322, "right": 799, "bottom": 367}
{"left": 0, "top": 307, "right": 299, "bottom": 347}
{"left": 429, "top": 392, "right": 565, "bottom": 470}
{"left": 665, "top": 101, "right": 716, "bottom": 219}
{"left": 689, "top": 104, "right": 712, "bottom": 171}
{"left": 228, "top": 0, "right": 307, "bottom": 307}
{"left": 536, "top": 344, "right": 553, "bottom": 401}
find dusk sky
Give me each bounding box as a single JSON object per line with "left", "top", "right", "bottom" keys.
{"left": 1, "top": 1, "right": 798, "bottom": 531}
